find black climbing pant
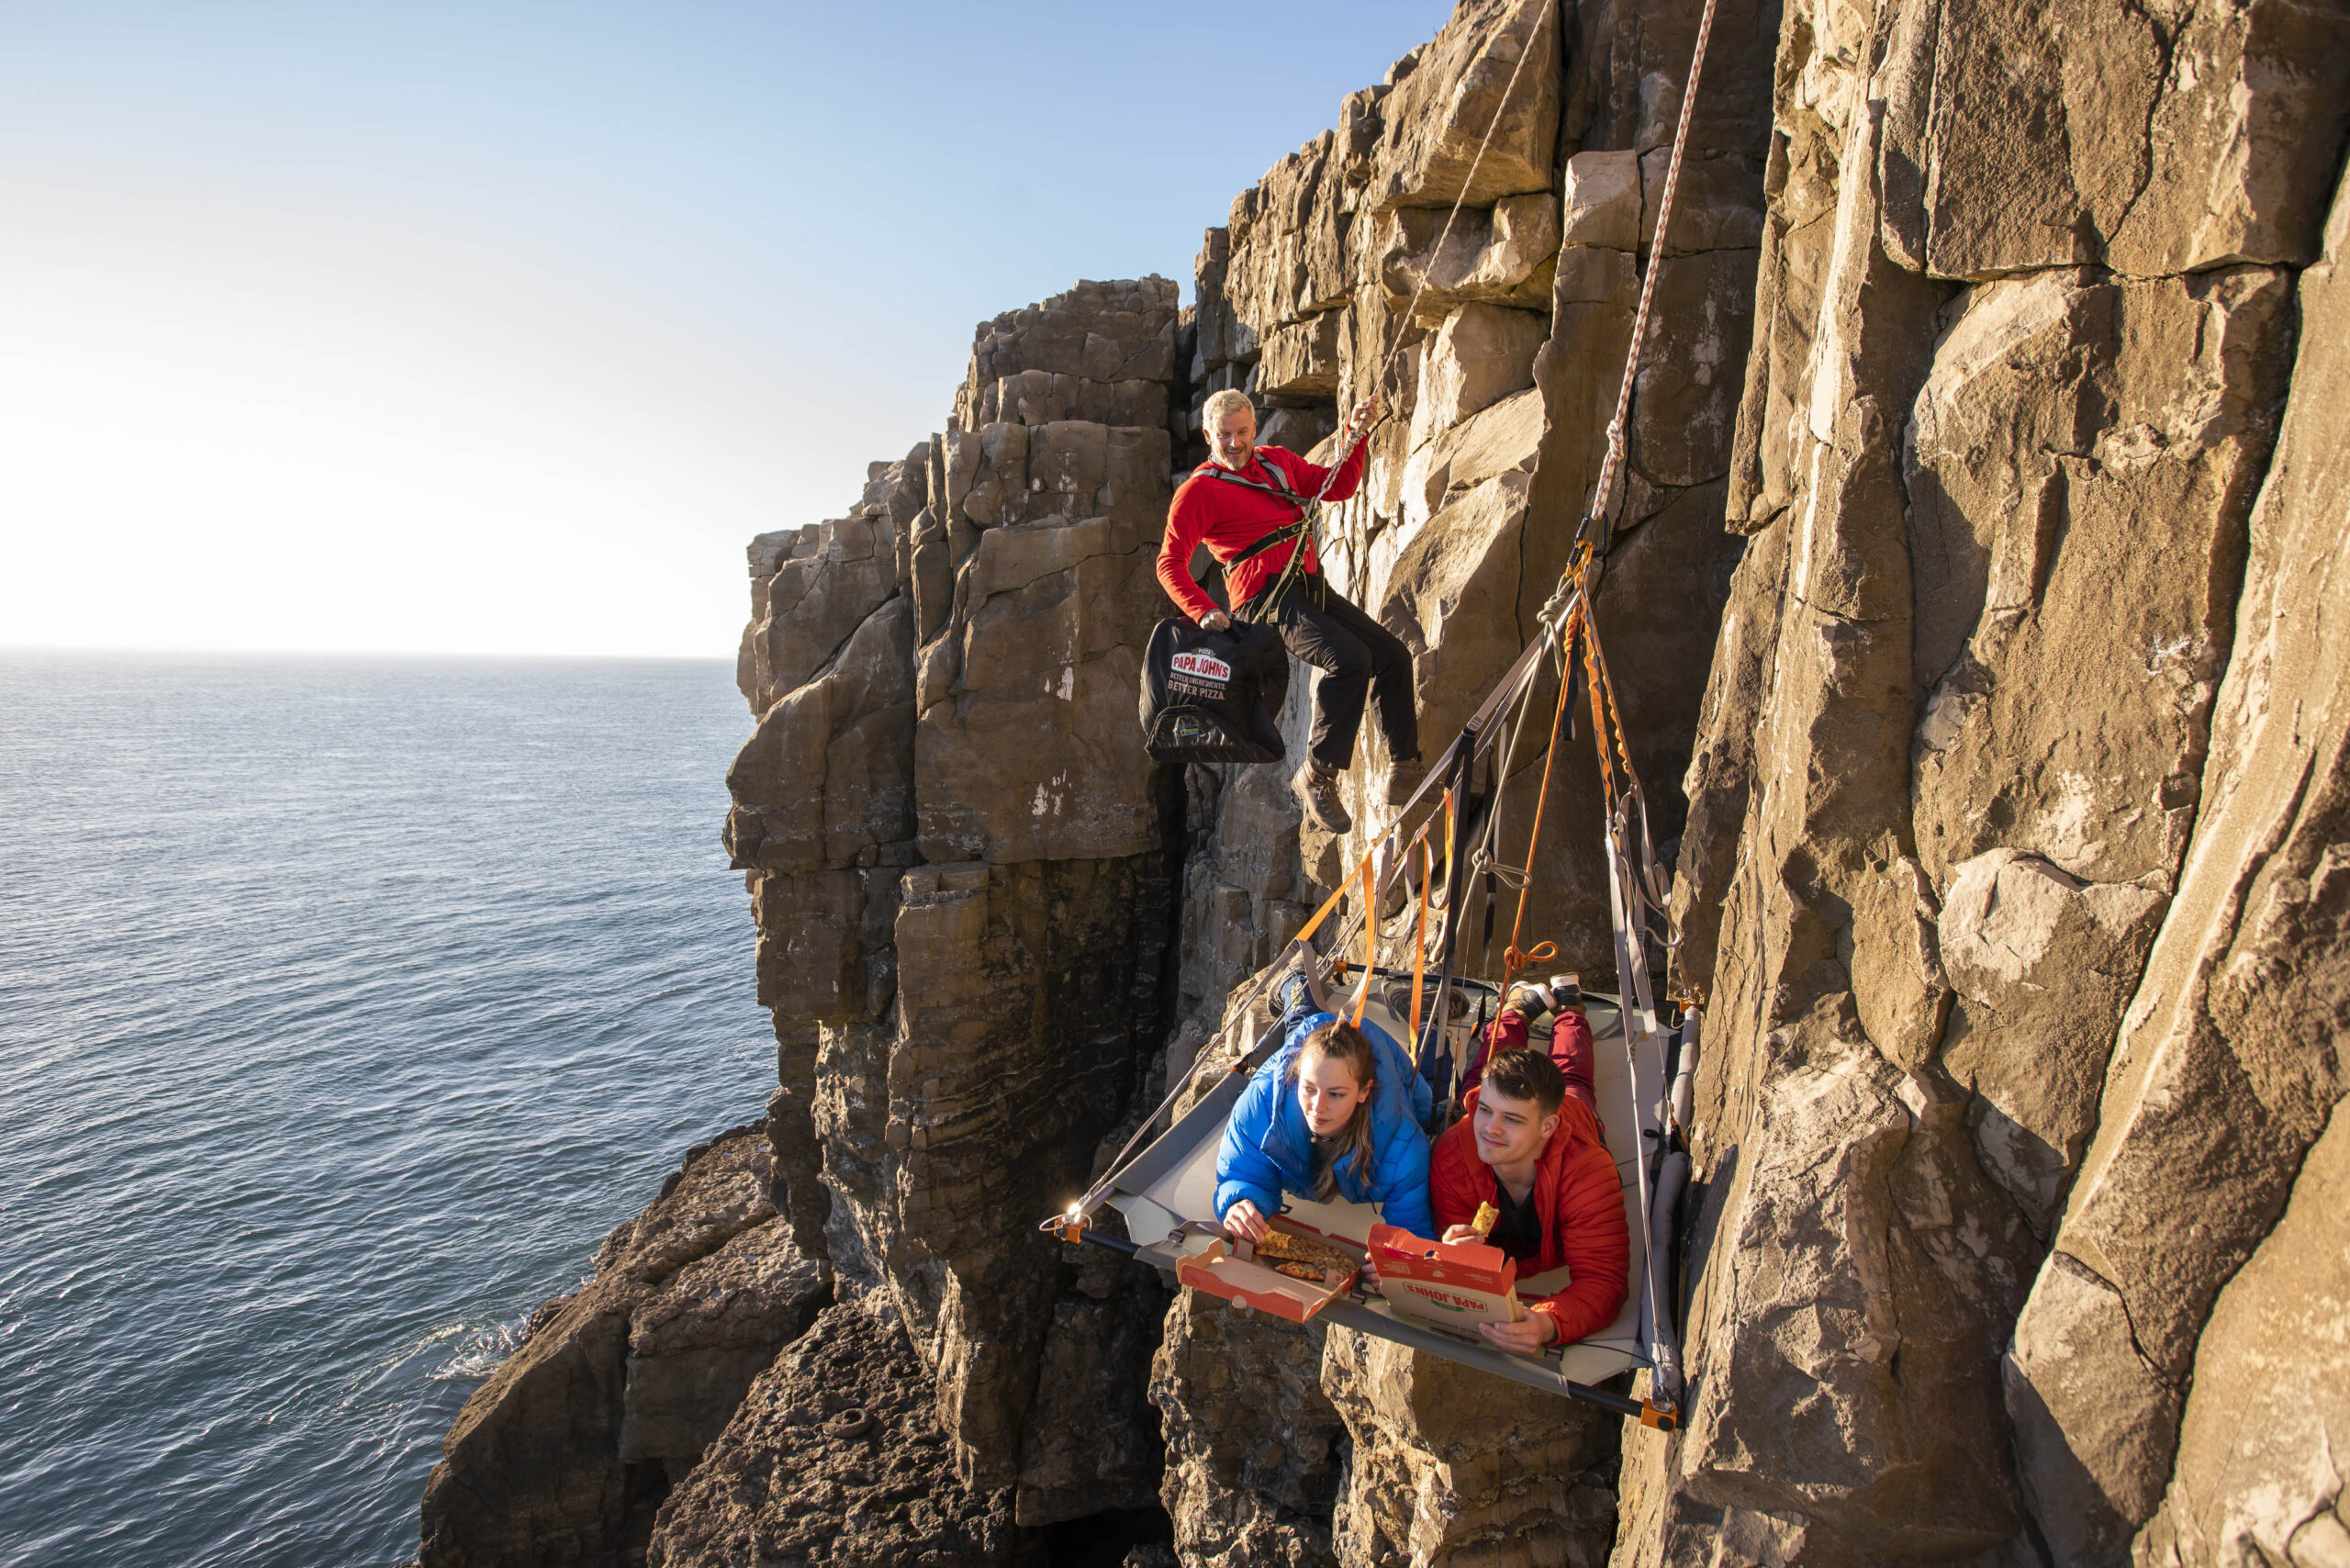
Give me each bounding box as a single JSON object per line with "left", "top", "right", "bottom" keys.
{"left": 1242, "top": 575, "right": 1417, "bottom": 771}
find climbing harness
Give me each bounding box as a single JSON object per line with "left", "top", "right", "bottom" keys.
{"left": 1199, "top": 460, "right": 1313, "bottom": 581}
{"left": 1069, "top": 0, "right": 1727, "bottom": 1424}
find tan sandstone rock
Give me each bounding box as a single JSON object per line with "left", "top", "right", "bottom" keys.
{"left": 1322, "top": 1328, "right": 1618, "bottom": 1568}
{"left": 2008, "top": 156, "right": 2350, "bottom": 1566}
{"left": 1152, "top": 1290, "right": 1348, "bottom": 1568}
{"left": 1644, "top": 3, "right": 2350, "bottom": 1565}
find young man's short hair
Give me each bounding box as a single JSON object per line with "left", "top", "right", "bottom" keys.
{"left": 1202, "top": 387, "right": 1255, "bottom": 429}
{"left": 1483, "top": 1047, "right": 1566, "bottom": 1115}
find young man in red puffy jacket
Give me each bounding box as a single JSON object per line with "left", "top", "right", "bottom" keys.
{"left": 1156, "top": 387, "right": 1417, "bottom": 834}
{"left": 1427, "top": 1046, "right": 1628, "bottom": 1356}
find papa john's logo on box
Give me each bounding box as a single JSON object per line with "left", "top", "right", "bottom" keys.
{"left": 1169, "top": 650, "right": 1232, "bottom": 685}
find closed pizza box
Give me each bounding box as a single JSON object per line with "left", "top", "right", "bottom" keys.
{"left": 1369, "top": 1222, "right": 1531, "bottom": 1338}
{"left": 1177, "top": 1217, "right": 1363, "bottom": 1324}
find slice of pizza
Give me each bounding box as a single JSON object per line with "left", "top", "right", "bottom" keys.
{"left": 1471, "top": 1201, "right": 1500, "bottom": 1239}
{"left": 1253, "top": 1228, "right": 1356, "bottom": 1273}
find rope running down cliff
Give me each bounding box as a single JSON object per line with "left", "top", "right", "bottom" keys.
{"left": 1572, "top": 0, "right": 1722, "bottom": 554}
{"left": 1241, "top": 0, "right": 1556, "bottom": 615}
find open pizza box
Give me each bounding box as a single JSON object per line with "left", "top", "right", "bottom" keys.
{"left": 1176, "top": 1215, "right": 1364, "bottom": 1324}
{"left": 1369, "top": 1223, "right": 1572, "bottom": 1341}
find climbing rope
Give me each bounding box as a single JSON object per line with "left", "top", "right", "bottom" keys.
{"left": 1500, "top": 610, "right": 1580, "bottom": 982}
{"left": 1407, "top": 838, "right": 1435, "bottom": 1039}
{"left": 1576, "top": 0, "right": 1724, "bottom": 546}
{"left": 1239, "top": 0, "right": 1558, "bottom": 622}
{"left": 1373, "top": 0, "right": 1555, "bottom": 386}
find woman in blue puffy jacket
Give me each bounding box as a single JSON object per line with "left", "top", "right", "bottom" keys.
{"left": 1214, "top": 999, "right": 1436, "bottom": 1247}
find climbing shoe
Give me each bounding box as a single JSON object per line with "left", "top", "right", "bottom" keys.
{"left": 1294, "top": 761, "right": 1352, "bottom": 834}
{"left": 1549, "top": 972, "right": 1583, "bottom": 1009}
{"left": 1503, "top": 980, "right": 1556, "bottom": 1023}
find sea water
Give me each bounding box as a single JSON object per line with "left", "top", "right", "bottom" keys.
{"left": 0, "top": 652, "right": 774, "bottom": 1567}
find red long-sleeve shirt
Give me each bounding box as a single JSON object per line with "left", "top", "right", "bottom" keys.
{"left": 1155, "top": 442, "right": 1366, "bottom": 623}
{"left": 1429, "top": 1085, "right": 1630, "bottom": 1347}
{"left": 1461, "top": 1007, "right": 1598, "bottom": 1114}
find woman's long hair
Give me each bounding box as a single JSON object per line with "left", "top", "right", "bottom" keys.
{"left": 1286, "top": 1019, "right": 1379, "bottom": 1202}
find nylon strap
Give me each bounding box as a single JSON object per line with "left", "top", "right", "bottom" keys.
{"left": 1408, "top": 838, "right": 1433, "bottom": 1040}
{"left": 1225, "top": 519, "right": 1308, "bottom": 569}
{"left": 1198, "top": 457, "right": 1306, "bottom": 511}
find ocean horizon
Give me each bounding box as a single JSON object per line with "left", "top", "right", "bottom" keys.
{"left": 0, "top": 650, "right": 774, "bottom": 1567}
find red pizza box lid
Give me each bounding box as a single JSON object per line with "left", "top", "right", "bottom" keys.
{"left": 1368, "top": 1222, "right": 1519, "bottom": 1293}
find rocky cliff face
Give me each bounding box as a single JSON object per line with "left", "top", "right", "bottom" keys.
{"left": 1632, "top": 0, "right": 2350, "bottom": 1563}
{"left": 726, "top": 273, "right": 1187, "bottom": 1533}
{"left": 425, "top": 1, "right": 2350, "bottom": 1564}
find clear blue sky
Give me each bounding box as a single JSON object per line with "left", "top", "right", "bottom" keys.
{"left": 0, "top": 1, "right": 1455, "bottom": 655}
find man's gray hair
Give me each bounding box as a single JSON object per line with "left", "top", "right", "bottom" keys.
{"left": 1202, "top": 388, "right": 1256, "bottom": 429}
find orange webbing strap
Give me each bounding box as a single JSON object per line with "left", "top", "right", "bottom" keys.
{"left": 1443, "top": 787, "right": 1456, "bottom": 894}
{"left": 1351, "top": 850, "right": 1376, "bottom": 1025}
{"left": 1291, "top": 842, "right": 1364, "bottom": 948}
{"left": 1584, "top": 604, "right": 1637, "bottom": 800}
{"left": 1407, "top": 837, "right": 1433, "bottom": 1040}
{"left": 1583, "top": 627, "right": 1616, "bottom": 805}
{"left": 1501, "top": 613, "right": 1579, "bottom": 982}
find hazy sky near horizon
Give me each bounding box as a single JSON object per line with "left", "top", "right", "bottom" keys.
{"left": 2, "top": 1, "right": 1453, "bottom": 657}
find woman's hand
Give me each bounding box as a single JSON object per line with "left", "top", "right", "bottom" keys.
{"left": 1478, "top": 1313, "right": 1558, "bottom": 1357}
{"left": 1200, "top": 610, "right": 1232, "bottom": 632}
{"left": 1439, "top": 1223, "right": 1479, "bottom": 1247}
{"left": 1222, "top": 1199, "right": 1270, "bottom": 1245}
{"left": 1343, "top": 393, "right": 1381, "bottom": 440}
{"left": 1357, "top": 1250, "right": 1382, "bottom": 1294}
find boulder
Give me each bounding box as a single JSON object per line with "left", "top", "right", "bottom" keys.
{"left": 1907, "top": 266, "right": 2294, "bottom": 892}
{"left": 723, "top": 598, "right": 916, "bottom": 876}
{"left": 1369, "top": 0, "right": 1562, "bottom": 213}
{"left": 1644, "top": 5, "right": 2350, "bottom": 1564}
{"left": 1560, "top": 151, "right": 1642, "bottom": 252}
{"left": 2008, "top": 156, "right": 2350, "bottom": 1561}
{"left": 1373, "top": 191, "right": 1561, "bottom": 314}
{"left": 1406, "top": 303, "right": 1547, "bottom": 452}
{"left": 822, "top": 856, "right": 1175, "bottom": 1496}
{"left": 1321, "top": 1329, "right": 1618, "bottom": 1568}
{"left": 2134, "top": 1101, "right": 2350, "bottom": 1568}
{"left": 1150, "top": 1289, "right": 1347, "bottom": 1568}
{"left": 1013, "top": 1245, "right": 1171, "bottom": 1527}
{"left": 1876, "top": 0, "right": 2350, "bottom": 279}
{"left": 1936, "top": 849, "right": 2166, "bottom": 1235}
{"left": 421, "top": 1128, "right": 832, "bottom": 1568}
{"left": 644, "top": 1301, "right": 1033, "bottom": 1567}
{"left": 956, "top": 278, "right": 1179, "bottom": 430}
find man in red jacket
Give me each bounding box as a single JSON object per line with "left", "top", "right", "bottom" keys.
{"left": 1428, "top": 1047, "right": 1628, "bottom": 1356}
{"left": 1157, "top": 387, "right": 1417, "bottom": 834}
